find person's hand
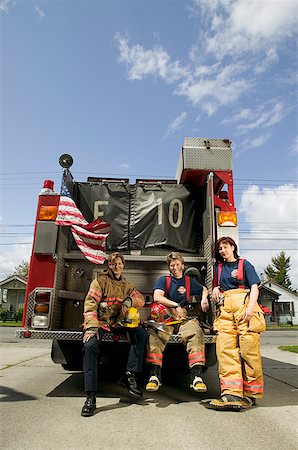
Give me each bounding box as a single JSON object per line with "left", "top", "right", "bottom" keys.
{"left": 201, "top": 298, "right": 209, "bottom": 312}
{"left": 243, "top": 306, "right": 254, "bottom": 323}
{"left": 83, "top": 331, "right": 98, "bottom": 343}
{"left": 176, "top": 306, "right": 185, "bottom": 319}
{"left": 212, "top": 286, "right": 221, "bottom": 303}
{"left": 121, "top": 303, "right": 130, "bottom": 316}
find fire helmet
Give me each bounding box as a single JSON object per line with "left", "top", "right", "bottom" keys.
{"left": 118, "top": 307, "right": 140, "bottom": 328}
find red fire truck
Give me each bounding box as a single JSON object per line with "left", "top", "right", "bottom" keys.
{"left": 17, "top": 137, "right": 238, "bottom": 370}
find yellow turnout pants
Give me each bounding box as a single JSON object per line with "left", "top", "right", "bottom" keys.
{"left": 213, "top": 289, "right": 265, "bottom": 399}
{"left": 146, "top": 318, "right": 205, "bottom": 368}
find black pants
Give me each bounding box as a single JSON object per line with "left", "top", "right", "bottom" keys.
{"left": 83, "top": 327, "right": 147, "bottom": 393}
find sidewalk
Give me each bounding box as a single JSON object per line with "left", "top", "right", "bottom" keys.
{"left": 261, "top": 345, "right": 298, "bottom": 366}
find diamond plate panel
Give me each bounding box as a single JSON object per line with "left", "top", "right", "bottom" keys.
{"left": 176, "top": 137, "right": 232, "bottom": 182}
{"left": 16, "top": 329, "right": 216, "bottom": 343}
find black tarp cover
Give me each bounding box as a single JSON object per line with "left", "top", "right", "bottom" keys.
{"left": 76, "top": 182, "right": 196, "bottom": 252}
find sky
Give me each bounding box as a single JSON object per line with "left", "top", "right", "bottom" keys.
{"left": 0, "top": 0, "right": 297, "bottom": 288}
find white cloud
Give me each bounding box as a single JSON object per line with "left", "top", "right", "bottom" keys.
{"left": 288, "top": 136, "right": 298, "bottom": 155}
{"left": 115, "top": 34, "right": 187, "bottom": 82}
{"left": 175, "top": 63, "right": 250, "bottom": 115}
{"left": 0, "top": 242, "right": 32, "bottom": 281}
{"left": 239, "top": 184, "right": 298, "bottom": 288}
{"left": 115, "top": 1, "right": 297, "bottom": 118}
{"left": 34, "top": 4, "right": 45, "bottom": 18}
{"left": 0, "top": 0, "right": 11, "bottom": 13}
{"left": 223, "top": 100, "right": 291, "bottom": 133}
{"left": 118, "top": 163, "right": 130, "bottom": 170}
{"left": 164, "top": 112, "right": 187, "bottom": 137}
{"left": 203, "top": 0, "right": 298, "bottom": 59}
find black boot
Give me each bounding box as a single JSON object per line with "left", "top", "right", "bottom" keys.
{"left": 81, "top": 392, "right": 96, "bottom": 417}
{"left": 118, "top": 370, "right": 143, "bottom": 398}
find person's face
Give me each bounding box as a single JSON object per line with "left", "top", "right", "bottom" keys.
{"left": 218, "top": 242, "right": 235, "bottom": 262}
{"left": 109, "top": 257, "right": 124, "bottom": 278}
{"left": 169, "top": 259, "right": 184, "bottom": 278}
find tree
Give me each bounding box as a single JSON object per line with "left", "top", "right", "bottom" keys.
{"left": 13, "top": 260, "right": 29, "bottom": 278}
{"left": 264, "top": 251, "right": 292, "bottom": 289}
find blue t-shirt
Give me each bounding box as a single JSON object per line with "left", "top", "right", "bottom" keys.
{"left": 214, "top": 260, "right": 260, "bottom": 291}
{"left": 154, "top": 275, "right": 203, "bottom": 307}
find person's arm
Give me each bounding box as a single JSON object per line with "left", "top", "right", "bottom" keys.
{"left": 153, "top": 288, "right": 185, "bottom": 318}
{"left": 122, "top": 287, "right": 145, "bottom": 315}
{"left": 201, "top": 286, "right": 209, "bottom": 312}
{"left": 211, "top": 286, "right": 221, "bottom": 302}
{"left": 83, "top": 279, "right": 102, "bottom": 342}
{"left": 243, "top": 283, "right": 259, "bottom": 322}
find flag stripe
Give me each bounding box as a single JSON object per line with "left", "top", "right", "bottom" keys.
{"left": 55, "top": 177, "right": 110, "bottom": 264}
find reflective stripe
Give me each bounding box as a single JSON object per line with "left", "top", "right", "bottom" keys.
{"left": 243, "top": 381, "right": 264, "bottom": 393}
{"left": 188, "top": 352, "right": 205, "bottom": 363}
{"left": 89, "top": 288, "right": 102, "bottom": 302}
{"left": 146, "top": 353, "right": 163, "bottom": 365}
{"left": 84, "top": 311, "right": 97, "bottom": 318}
{"left": 220, "top": 378, "right": 243, "bottom": 389}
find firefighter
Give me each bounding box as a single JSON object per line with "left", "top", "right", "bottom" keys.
{"left": 145, "top": 252, "right": 209, "bottom": 393}
{"left": 81, "top": 252, "right": 147, "bottom": 417}
{"left": 209, "top": 237, "right": 265, "bottom": 411}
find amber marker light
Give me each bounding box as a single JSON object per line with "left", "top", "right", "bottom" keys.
{"left": 39, "top": 205, "right": 58, "bottom": 221}
{"left": 218, "top": 211, "right": 237, "bottom": 227}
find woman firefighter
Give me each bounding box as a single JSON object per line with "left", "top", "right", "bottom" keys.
{"left": 209, "top": 237, "right": 266, "bottom": 411}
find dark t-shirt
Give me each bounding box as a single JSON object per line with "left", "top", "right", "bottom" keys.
{"left": 154, "top": 275, "right": 203, "bottom": 307}
{"left": 214, "top": 260, "right": 260, "bottom": 291}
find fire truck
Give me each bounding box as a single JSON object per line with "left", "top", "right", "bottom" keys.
{"left": 17, "top": 137, "right": 238, "bottom": 370}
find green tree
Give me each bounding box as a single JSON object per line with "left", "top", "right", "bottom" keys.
{"left": 13, "top": 260, "right": 29, "bottom": 278}
{"left": 264, "top": 251, "right": 292, "bottom": 289}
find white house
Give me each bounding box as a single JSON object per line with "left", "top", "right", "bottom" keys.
{"left": 263, "top": 280, "right": 298, "bottom": 325}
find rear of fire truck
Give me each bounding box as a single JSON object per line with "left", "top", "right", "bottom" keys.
{"left": 16, "top": 137, "right": 238, "bottom": 369}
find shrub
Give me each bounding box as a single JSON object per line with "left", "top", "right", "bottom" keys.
{"left": 0, "top": 308, "right": 9, "bottom": 322}
{"left": 14, "top": 307, "right": 24, "bottom": 322}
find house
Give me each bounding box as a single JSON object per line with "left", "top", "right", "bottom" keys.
{"left": 0, "top": 275, "right": 27, "bottom": 313}
{"left": 261, "top": 280, "right": 298, "bottom": 325}
{"left": 258, "top": 284, "right": 280, "bottom": 323}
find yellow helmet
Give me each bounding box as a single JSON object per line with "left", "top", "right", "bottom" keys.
{"left": 119, "top": 307, "right": 141, "bottom": 328}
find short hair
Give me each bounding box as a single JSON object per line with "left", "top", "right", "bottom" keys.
{"left": 166, "top": 251, "right": 185, "bottom": 267}
{"left": 213, "top": 237, "right": 239, "bottom": 262}
{"left": 108, "top": 252, "right": 125, "bottom": 266}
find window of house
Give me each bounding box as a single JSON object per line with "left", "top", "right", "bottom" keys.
{"left": 276, "top": 302, "right": 293, "bottom": 315}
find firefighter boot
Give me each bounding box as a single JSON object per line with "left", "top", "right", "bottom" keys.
{"left": 118, "top": 371, "right": 143, "bottom": 398}
{"left": 146, "top": 364, "right": 162, "bottom": 392}
{"left": 81, "top": 392, "right": 96, "bottom": 417}
{"left": 190, "top": 365, "right": 207, "bottom": 393}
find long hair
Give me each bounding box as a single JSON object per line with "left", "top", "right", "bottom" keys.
{"left": 213, "top": 237, "right": 239, "bottom": 263}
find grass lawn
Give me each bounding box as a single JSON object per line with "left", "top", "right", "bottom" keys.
{"left": 266, "top": 324, "right": 298, "bottom": 330}
{"left": 0, "top": 321, "right": 22, "bottom": 327}
{"left": 278, "top": 345, "right": 298, "bottom": 353}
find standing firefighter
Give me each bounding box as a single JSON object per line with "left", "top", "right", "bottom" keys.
{"left": 145, "top": 252, "right": 209, "bottom": 393}
{"left": 81, "top": 252, "right": 147, "bottom": 417}
{"left": 209, "top": 237, "right": 265, "bottom": 411}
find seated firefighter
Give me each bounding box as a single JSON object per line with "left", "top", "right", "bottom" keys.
{"left": 81, "top": 252, "right": 147, "bottom": 417}
{"left": 145, "top": 252, "right": 209, "bottom": 393}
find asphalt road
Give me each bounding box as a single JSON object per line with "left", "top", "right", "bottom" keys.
{"left": 0, "top": 328, "right": 297, "bottom": 450}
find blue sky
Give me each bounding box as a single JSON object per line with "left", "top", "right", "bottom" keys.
{"left": 1, "top": 0, "right": 297, "bottom": 287}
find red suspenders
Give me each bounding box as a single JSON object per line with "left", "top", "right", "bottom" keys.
{"left": 216, "top": 259, "right": 245, "bottom": 290}
{"left": 165, "top": 275, "right": 191, "bottom": 301}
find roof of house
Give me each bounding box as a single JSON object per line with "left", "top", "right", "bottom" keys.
{"left": 0, "top": 274, "right": 28, "bottom": 288}
{"left": 263, "top": 279, "right": 298, "bottom": 299}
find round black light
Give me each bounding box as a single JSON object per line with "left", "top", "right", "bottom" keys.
{"left": 59, "top": 154, "right": 73, "bottom": 169}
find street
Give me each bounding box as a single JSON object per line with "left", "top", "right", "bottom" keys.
{"left": 0, "top": 328, "right": 297, "bottom": 450}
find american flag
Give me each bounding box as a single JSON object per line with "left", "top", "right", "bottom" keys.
{"left": 55, "top": 173, "right": 110, "bottom": 264}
